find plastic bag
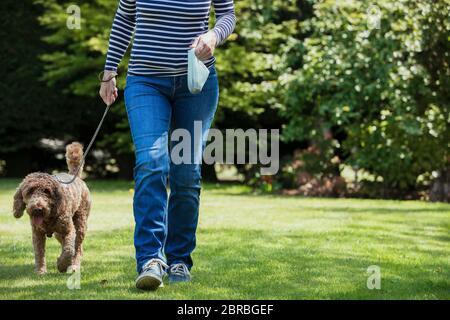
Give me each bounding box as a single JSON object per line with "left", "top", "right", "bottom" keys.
{"left": 187, "top": 48, "right": 210, "bottom": 94}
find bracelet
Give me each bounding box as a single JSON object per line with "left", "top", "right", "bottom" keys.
{"left": 98, "top": 70, "right": 118, "bottom": 83}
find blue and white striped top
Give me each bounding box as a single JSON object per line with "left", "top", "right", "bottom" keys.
{"left": 105, "top": 0, "right": 236, "bottom": 76}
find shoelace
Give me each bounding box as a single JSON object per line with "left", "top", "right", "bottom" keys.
{"left": 142, "top": 259, "right": 168, "bottom": 274}
{"left": 170, "top": 263, "right": 190, "bottom": 276}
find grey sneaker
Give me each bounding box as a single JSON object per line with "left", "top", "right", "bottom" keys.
{"left": 168, "top": 263, "right": 191, "bottom": 283}
{"left": 135, "top": 258, "right": 168, "bottom": 291}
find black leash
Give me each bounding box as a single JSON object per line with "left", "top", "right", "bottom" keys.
{"left": 54, "top": 71, "right": 117, "bottom": 185}
{"left": 54, "top": 104, "right": 111, "bottom": 184}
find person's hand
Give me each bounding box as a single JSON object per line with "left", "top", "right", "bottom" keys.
{"left": 99, "top": 70, "right": 118, "bottom": 106}
{"left": 190, "top": 30, "right": 217, "bottom": 61}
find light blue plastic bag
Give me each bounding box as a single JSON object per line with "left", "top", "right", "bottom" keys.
{"left": 187, "top": 48, "right": 210, "bottom": 94}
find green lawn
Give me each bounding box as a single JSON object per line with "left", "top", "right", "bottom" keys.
{"left": 0, "top": 179, "right": 449, "bottom": 300}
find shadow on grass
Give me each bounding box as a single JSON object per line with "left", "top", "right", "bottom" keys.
{"left": 85, "top": 181, "right": 254, "bottom": 196}
{"left": 294, "top": 206, "right": 449, "bottom": 215}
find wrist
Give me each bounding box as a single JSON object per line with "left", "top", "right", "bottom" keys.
{"left": 212, "top": 29, "right": 220, "bottom": 47}
{"left": 103, "top": 69, "right": 117, "bottom": 76}
{"left": 100, "top": 70, "right": 118, "bottom": 82}
{"left": 209, "top": 30, "right": 219, "bottom": 48}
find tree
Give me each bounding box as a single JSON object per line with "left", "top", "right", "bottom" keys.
{"left": 0, "top": 0, "right": 91, "bottom": 176}
{"left": 282, "top": 0, "right": 449, "bottom": 194}
{"left": 35, "top": 0, "right": 309, "bottom": 180}
{"left": 34, "top": 0, "right": 135, "bottom": 178}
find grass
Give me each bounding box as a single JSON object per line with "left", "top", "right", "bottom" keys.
{"left": 0, "top": 178, "right": 449, "bottom": 300}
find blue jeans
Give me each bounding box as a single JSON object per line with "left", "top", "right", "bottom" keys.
{"left": 124, "top": 66, "right": 219, "bottom": 273}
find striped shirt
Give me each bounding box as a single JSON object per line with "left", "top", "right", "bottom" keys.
{"left": 105, "top": 0, "right": 236, "bottom": 76}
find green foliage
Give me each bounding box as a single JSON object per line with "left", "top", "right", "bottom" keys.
{"left": 282, "top": 0, "right": 450, "bottom": 189}
{"left": 36, "top": 0, "right": 308, "bottom": 157}
{"left": 36, "top": 0, "right": 118, "bottom": 95}
{"left": 0, "top": 0, "right": 74, "bottom": 153}
{"left": 35, "top": 0, "right": 133, "bottom": 155}
{"left": 0, "top": 0, "right": 119, "bottom": 178}
{"left": 35, "top": 0, "right": 449, "bottom": 191}
{"left": 215, "top": 0, "right": 312, "bottom": 129}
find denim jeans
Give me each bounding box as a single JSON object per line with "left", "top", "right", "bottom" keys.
{"left": 124, "top": 66, "right": 219, "bottom": 273}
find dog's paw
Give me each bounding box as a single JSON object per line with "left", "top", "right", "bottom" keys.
{"left": 66, "top": 265, "right": 80, "bottom": 274}
{"left": 36, "top": 268, "right": 47, "bottom": 275}
{"left": 57, "top": 253, "right": 72, "bottom": 273}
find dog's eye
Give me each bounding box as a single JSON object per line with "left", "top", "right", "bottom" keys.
{"left": 44, "top": 189, "right": 52, "bottom": 196}
{"left": 25, "top": 187, "right": 35, "bottom": 196}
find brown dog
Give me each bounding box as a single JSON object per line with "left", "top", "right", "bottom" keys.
{"left": 12, "top": 142, "right": 91, "bottom": 274}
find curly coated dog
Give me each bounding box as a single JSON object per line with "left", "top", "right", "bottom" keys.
{"left": 12, "top": 142, "right": 91, "bottom": 274}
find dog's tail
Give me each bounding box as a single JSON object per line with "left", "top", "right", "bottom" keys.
{"left": 66, "top": 142, "right": 84, "bottom": 178}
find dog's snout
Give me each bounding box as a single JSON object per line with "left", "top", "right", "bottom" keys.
{"left": 32, "top": 208, "right": 43, "bottom": 215}
{"left": 34, "top": 201, "right": 44, "bottom": 209}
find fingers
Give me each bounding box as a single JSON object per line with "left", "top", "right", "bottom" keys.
{"left": 99, "top": 81, "right": 117, "bottom": 106}
{"left": 194, "top": 38, "right": 213, "bottom": 60}
{"left": 194, "top": 40, "right": 204, "bottom": 57}
{"left": 99, "top": 87, "right": 106, "bottom": 104}
{"left": 190, "top": 37, "right": 200, "bottom": 48}
{"left": 108, "top": 86, "right": 114, "bottom": 105}
{"left": 107, "top": 89, "right": 115, "bottom": 106}
{"left": 191, "top": 34, "right": 215, "bottom": 60}
{"left": 99, "top": 86, "right": 109, "bottom": 105}
{"left": 109, "top": 86, "right": 118, "bottom": 105}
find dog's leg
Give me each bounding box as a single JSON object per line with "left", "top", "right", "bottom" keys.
{"left": 32, "top": 229, "right": 46, "bottom": 274}
{"left": 57, "top": 225, "right": 75, "bottom": 273}
{"left": 71, "top": 211, "right": 88, "bottom": 271}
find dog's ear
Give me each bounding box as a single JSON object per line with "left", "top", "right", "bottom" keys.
{"left": 13, "top": 183, "right": 25, "bottom": 218}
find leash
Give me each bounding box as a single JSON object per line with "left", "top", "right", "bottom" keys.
{"left": 54, "top": 71, "right": 117, "bottom": 185}
{"left": 54, "top": 104, "right": 111, "bottom": 184}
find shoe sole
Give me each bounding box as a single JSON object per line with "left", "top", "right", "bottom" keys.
{"left": 135, "top": 274, "right": 163, "bottom": 291}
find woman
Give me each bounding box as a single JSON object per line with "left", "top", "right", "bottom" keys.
{"left": 99, "top": 0, "right": 236, "bottom": 291}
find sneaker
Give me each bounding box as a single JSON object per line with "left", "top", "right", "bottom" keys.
{"left": 168, "top": 263, "right": 191, "bottom": 283}
{"left": 135, "top": 258, "right": 168, "bottom": 291}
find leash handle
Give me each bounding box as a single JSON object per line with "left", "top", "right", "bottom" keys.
{"left": 98, "top": 71, "right": 118, "bottom": 83}
{"left": 55, "top": 104, "right": 111, "bottom": 185}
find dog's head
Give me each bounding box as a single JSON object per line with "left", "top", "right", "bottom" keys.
{"left": 13, "top": 173, "right": 64, "bottom": 226}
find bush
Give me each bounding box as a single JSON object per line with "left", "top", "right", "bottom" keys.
{"left": 281, "top": 0, "right": 449, "bottom": 192}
